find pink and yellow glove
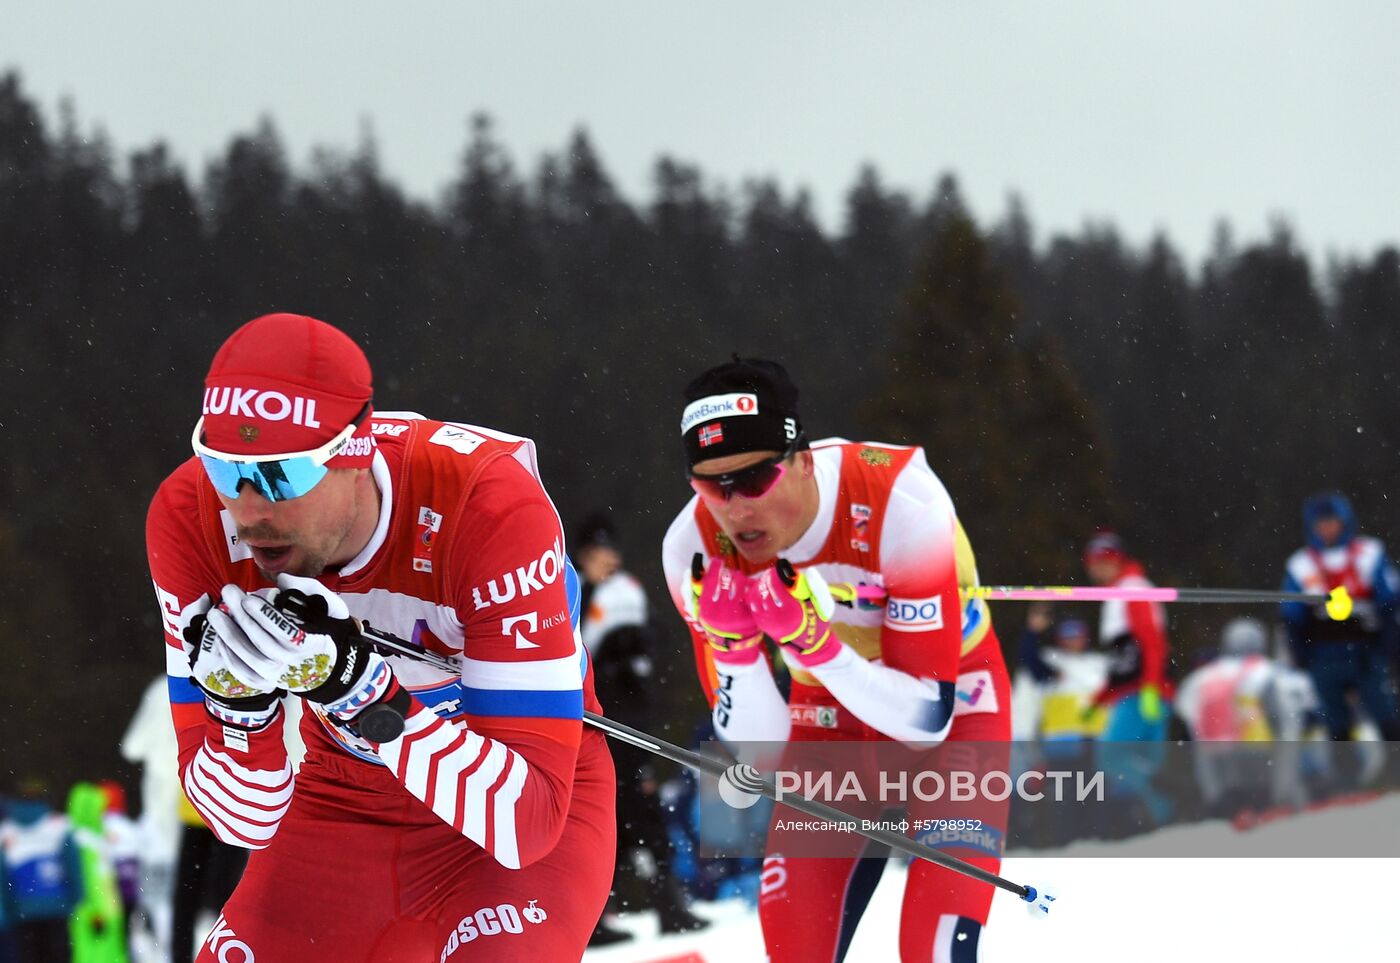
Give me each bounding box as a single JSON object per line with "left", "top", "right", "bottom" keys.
{"left": 684, "top": 553, "right": 766, "bottom": 666}
{"left": 747, "top": 560, "right": 843, "bottom": 669}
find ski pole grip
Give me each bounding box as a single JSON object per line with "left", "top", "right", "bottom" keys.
{"left": 776, "top": 558, "right": 798, "bottom": 589}
{"left": 355, "top": 701, "right": 406, "bottom": 742}
{"left": 275, "top": 587, "right": 328, "bottom": 623}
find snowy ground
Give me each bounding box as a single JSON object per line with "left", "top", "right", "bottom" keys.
{"left": 584, "top": 794, "right": 1400, "bottom": 961}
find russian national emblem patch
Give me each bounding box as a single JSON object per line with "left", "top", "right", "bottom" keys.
{"left": 714, "top": 530, "right": 737, "bottom": 559}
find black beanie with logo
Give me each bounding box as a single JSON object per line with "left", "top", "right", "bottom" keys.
{"left": 680, "top": 358, "right": 806, "bottom": 467}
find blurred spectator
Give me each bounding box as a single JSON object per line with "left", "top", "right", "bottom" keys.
{"left": 1013, "top": 605, "right": 1109, "bottom": 747}
{"left": 0, "top": 793, "right": 15, "bottom": 963}
{"left": 169, "top": 800, "right": 246, "bottom": 962}
{"left": 1174, "top": 618, "right": 1319, "bottom": 815}
{"left": 1281, "top": 492, "right": 1400, "bottom": 743}
{"left": 1084, "top": 531, "right": 1173, "bottom": 735}
{"left": 573, "top": 512, "right": 708, "bottom": 944}
{"left": 0, "top": 780, "right": 80, "bottom": 962}
{"left": 662, "top": 720, "right": 769, "bottom": 908}
{"left": 119, "top": 677, "right": 179, "bottom": 962}
{"left": 575, "top": 514, "right": 645, "bottom": 658}
{"left": 1009, "top": 606, "right": 1108, "bottom": 846}
{"left": 66, "top": 781, "right": 128, "bottom": 963}
{"left": 95, "top": 783, "right": 140, "bottom": 961}
{"left": 1175, "top": 620, "right": 1276, "bottom": 741}
{"left": 1084, "top": 531, "right": 1174, "bottom": 828}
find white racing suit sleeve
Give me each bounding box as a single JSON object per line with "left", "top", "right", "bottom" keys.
{"left": 802, "top": 647, "right": 957, "bottom": 745}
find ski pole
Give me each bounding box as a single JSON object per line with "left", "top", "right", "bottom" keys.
{"left": 339, "top": 618, "right": 1057, "bottom": 917}
{"left": 832, "top": 583, "right": 1353, "bottom": 621}
{"left": 581, "top": 707, "right": 1057, "bottom": 915}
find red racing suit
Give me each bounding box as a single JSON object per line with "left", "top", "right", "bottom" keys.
{"left": 147, "top": 414, "right": 614, "bottom": 962}
{"left": 663, "top": 439, "right": 1011, "bottom": 962}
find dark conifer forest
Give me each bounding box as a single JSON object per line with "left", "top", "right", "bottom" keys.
{"left": 2, "top": 72, "right": 1396, "bottom": 786}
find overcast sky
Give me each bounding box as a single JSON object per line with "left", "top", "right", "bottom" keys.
{"left": 7, "top": 1, "right": 1398, "bottom": 266}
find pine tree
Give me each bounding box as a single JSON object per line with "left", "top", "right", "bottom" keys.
{"left": 862, "top": 199, "right": 1113, "bottom": 584}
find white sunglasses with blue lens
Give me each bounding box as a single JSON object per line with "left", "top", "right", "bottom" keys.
{"left": 191, "top": 402, "right": 371, "bottom": 502}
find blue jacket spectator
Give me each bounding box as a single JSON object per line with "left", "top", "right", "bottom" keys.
{"left": 0, "top": 790, "right": 83, "bottom": 962}
{"left": 1281, "top": 492, "right": 1400, "bottom": 741}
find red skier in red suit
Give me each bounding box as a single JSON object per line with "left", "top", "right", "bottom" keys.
{"left": 145, "top": 313, "right": 614, "bottom": 962}
{"left": 663, "top": 359, "right": 1011, "bottom": 962}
